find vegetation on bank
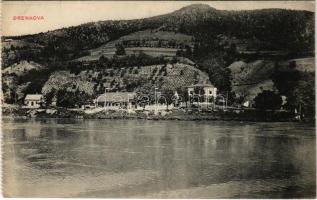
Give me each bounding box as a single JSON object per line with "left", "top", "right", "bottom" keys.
{"left": 2, "top": 106, "right": 302, "bottom": 122}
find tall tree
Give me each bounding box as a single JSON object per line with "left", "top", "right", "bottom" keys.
{"left": 254, "top": 90, "right": 282, "bottom": 110}
{"left": 177, "top": 87, "right": 189, "bottom": 108}
{"left": 115, "top": 44, "right": 126, "bottom": 56}
{"left": 289, "top": 73, "right": 315, "bottom": 118}
{"left": 161, "top": 87, "right": 175, "bottom": 110}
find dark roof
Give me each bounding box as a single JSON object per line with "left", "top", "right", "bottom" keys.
{"left": 96, "top": 92, "right": 136, "bottom": 102}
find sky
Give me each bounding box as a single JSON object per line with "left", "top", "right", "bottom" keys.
{"left": 2, "top": 1, "right": 315, "bottom": 36}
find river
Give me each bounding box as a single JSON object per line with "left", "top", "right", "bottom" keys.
{"left": 2, "top": 118, "right": 316, "bottom": 198}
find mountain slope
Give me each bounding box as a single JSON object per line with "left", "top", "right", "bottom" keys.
{"left": 1, "top": 4, "right": 314, "bottom": 106}
{"left": 3, "top": 4, "right": 313, "bottom": 66}
{"left": 229, "top": 57, "right": 315, "bottom": 101}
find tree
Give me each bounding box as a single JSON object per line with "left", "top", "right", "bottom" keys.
{"left": 273, "top": 70, "right": 301, "bottom": 96}
{"left": 56, "top": 89, "right": 74, "bottom": 108}
{"left": 289, "top": 73, "right": 315, "bottom": 118}
{"left": 177, "top": 87, "right": 189, "bottom": 108}
{"left": 115, "top": 44, "right": 126, "bottom": 56}
{"left": 198, "top": 56, "right": 232, "bottom": 92}
{"left": 44, "top": 89, "right": 56, "bottom": 106}
{"left": 135, "top": 84, "right": 156, "bottom": 106}
{"left": 254, "top": 90, "right": 282, "bottom": 110}
{"left": 184, "top": 45, "right": 192, "bottom": 59}
{"left": 193, "top": 43, "right": 200, "bottom": 59}
{"left": 56, "top": 89, "right": 92, "bottom": 108}
{"left": 273, "top": 69, "right": 315, "bottom": 118}
{"left": 98, "top": 55, "right": 108, "bottom": 67}
{"left": 171, "top": 56, "right": 178, "bottom": 64}
{"left": 161, "top": 87, "right": 174, "bottom": 110}
{"left": 176, "top": 49, "right": 184, "bottom": 57}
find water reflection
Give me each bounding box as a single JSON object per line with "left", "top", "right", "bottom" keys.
{"left": 2, "top": 118, "right": 315, "bottom": 198}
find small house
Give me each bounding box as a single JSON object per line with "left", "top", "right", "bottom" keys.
{"left": 24, "top": 94, "right": 44, "bottom": 108}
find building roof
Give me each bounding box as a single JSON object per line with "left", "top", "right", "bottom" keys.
{"left": 96, "top": 92, "right": 136, "bottom": 102}
{"left": 25, "top": 94, "right": 43, "bottom": 101}
{"left": 187, "top": 84, "right": 215, "bottom": 88}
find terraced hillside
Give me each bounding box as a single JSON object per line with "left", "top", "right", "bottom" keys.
{"left": 41, "top": 62, "right": 210, "bottom": 97}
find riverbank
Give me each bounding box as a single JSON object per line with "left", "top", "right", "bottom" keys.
{"left": 2, "top": 106, "right": 307, "bottom": 122}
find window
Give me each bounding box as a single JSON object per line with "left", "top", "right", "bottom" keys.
{"left": 31, "top": 102, "right": 34, "bottom": 106}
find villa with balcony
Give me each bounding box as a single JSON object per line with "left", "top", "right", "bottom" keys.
{"left": 187, "top": 84, "right": 217, "bottom": 107}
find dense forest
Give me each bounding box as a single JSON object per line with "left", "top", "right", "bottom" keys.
{"left": 3, "top": 4, "right": 313, "bottom": 66}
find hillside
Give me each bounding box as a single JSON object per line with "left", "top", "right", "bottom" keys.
{"left": 75, "top": 30, "right": 193, "bottom": 61}
{"left": 229, "top": 57, "right": 315, "bottom": 101}
{"left": 100, "top": 30, "right": 193, "bottom": 49}
{"left": 2, "top": 4, "right": 313, "bottom": 67}
{"left": 1, "top": 4, "right": 315, "bottom": 112}
{"left": 2, "top": 61, "right": 48, "bottom": 103}
{"left": 41, "top": 63, "right": 210, "bottom": 97}
{"left": 2, "top": 39, "right": 43, "bottom": 49}
{"left": 229, "top": 60, "right": 276, "bottom": 101}
{"left": 2, "top": 60, "right": 45, "bottom": 76}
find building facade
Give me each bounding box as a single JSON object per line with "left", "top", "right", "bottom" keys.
{"left": 187, "top": 84, "right": 217, "bottom": 103}
{"left": 24, "top": 94, "right": 44, "bottom": 108}
{"left": 95, "top": 92, "right": 136, "bottom": 109}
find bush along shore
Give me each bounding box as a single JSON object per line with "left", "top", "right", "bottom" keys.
{"left": 2, "top": 106, "right": 308, "bottom": 122}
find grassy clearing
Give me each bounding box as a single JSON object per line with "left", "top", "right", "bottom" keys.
{"left": 2, "top": 40, "right": 42, "bottom": 49}
{"left": 102, "top": 30, "right": 193, "bottom": 49}
{"left": 75, "top": 30, "right": 192, "bottom": 61}
{"left": 3, "top": 61, "right": 45, "bottom": 76}
{"left": 288, "top": 57, "right": 315, "bottom": 72}
{"left": 76, "top": 47, "right": 178, "bottom": 61}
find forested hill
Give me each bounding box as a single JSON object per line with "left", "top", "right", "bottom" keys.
{"left": 2, "top": 4, "right": 315, "bottom": 116}
{"left": 3, "top": 4, "right": 314, "bottom": 64}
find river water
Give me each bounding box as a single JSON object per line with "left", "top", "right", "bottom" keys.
{"left": 2, "top": 118, "right": 316, "bottom": 198}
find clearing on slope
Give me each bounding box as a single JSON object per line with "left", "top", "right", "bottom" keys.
{"left": 75, "top": 30, "right": 193, "bottom": 61}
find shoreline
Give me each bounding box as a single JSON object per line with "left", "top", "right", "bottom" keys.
{"left": 2, "top": 106, "right": 310, "bottom": 123}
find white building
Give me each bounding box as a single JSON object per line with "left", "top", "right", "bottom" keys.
{"left": 95, "top": 92, "right": 136, "bottom": 109}
{"left": 24, "top": 94, "right": 44, "bottom": 108}
{"left": 187, "top": 84, "right": 217, "bottom": 102}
